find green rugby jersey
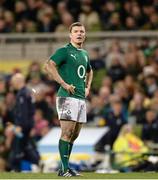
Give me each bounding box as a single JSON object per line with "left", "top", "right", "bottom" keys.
{"left": 50, "top": 43, "right": 92, "bottom": 99}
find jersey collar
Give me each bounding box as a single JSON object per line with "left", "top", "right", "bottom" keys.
{"left": 69, "top": 43, "right": 82, "bottom": 50}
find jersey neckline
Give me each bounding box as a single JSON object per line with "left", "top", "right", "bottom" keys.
{"left": 69, "top": 43, "right": 82, "bottom": 50}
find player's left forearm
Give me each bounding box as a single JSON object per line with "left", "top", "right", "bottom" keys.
{"left": 86, "top": 69, "right": 93, "bottom": 90}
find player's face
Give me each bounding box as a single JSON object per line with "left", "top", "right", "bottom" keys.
{"left": 70, "top": 26, "right": 86, "bottom": 45}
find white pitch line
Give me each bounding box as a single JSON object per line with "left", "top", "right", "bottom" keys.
{"left": 1, "top": 179, "right": 157, "bottom": 180}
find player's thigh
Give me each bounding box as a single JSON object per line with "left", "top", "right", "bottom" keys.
{"left": 60, "top": 120, "right": 76, "bottom": 131}
{"left": 56, "top": 97, "right": 78, "bottom": 121}
{"left": 78, "top": 99, "right": 87, "bottom": 123}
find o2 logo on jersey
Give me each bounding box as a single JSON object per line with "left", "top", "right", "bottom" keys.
{"left": 77, "top": 65, "right": 86, "bottom": 78}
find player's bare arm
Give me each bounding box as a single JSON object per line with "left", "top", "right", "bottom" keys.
{"left": 44, "top": 60, "right": 75, "bottom": 94}
{"left": 85, "top": 69, "right": 93, "bottom": 97}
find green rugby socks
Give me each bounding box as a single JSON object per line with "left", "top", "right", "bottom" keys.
{"left": 59, "top": 139, "right": 70, "bottom": 172}
{"left": 68, "top": 142, "right": 73, "bottom": 157}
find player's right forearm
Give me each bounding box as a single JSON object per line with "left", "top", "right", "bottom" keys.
{"left": 45, "top": 60, "right": 65, "bottom": 85}
{"left": 44, "top": 60, "right": 75, "bottom": 94}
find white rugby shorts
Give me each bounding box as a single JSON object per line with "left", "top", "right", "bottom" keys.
{"left": 56, "top": 97, "right": 87, "bottom": 123}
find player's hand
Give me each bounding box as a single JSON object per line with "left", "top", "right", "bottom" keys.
{"left": 61, "top": 82, "right": 75, "bottom": 94}
{"left": 85, "top": 87, "right": 90, "bottom": 97}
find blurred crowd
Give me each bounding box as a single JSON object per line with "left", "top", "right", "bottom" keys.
{"left": 1, "top": 37, "right": 158, "bottom": 171}
{"left": 0, "top": 61, "right": 60, "bottom": 171}
{"left": 87, "top": 38, "right": 158, "bottom": 171}
{"left": 0, "top": 0, "right": 158, "bottom": 33}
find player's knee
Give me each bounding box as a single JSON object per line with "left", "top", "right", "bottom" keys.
{"left": 61, "top": 130, "right": 74, "bottom": 141}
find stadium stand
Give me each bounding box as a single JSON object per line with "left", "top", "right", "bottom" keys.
{"left": 0, "top": 0, "right": 158, "bottom": 32}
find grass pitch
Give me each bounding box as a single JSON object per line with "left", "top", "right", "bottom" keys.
{"left": 0, "top": 172, "right": 158, "bottom": 179}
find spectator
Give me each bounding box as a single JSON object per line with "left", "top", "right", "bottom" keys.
{"left": 107, "top": 13, "right": 123, "bottom": 31}
{"left": 124, "top": 75, "right": 136, "bottom": 100}
{"left": 14, "top": 21, "right": 23, "bottom": 32}
{"left": 113, "top": 124, "right": 148, "bottom": 168}
{"left": 32, "top": 109, "right": 50, "bottom": 141}
{"left": 26, "top": 61, "right": 46, "bottom": 83}
{"left": 140, "top": 4, "right": 156, "bottom": 30}
{"left": 94, "top": 97, "right": 127, "bottom": 153}
{"left": 107, "top": 57, "right": 126, "bottom": 82}
{"left": 100, "top": 1, "right": 117, "bottom": 30}
{"left": 125, "top": 16, "right": 138, "bottom": 30}
{"left": 125, "top": 43, "right": 145, "bottom": 78}
{"left": 113, "top": 81, "right": 130, "bottom": 109}
{"left": 14, "top": 1, "right": 27, "bottom": 22}
{"left": 67, "top": 0, "right": 81, "bottom": 21}
{"left": 55, "top": 12, "right": 74, "bottom": 33}
{"left": 129, "top": 91, "right": 149, "bottom": 124}
{"left": 130, "top": 3, "right": 144, "bottom": 27}
{"left": 143, "top": 74, "right": 158, "bottom": 97}
{"left": 79, "top": 4, "right": 101, "bottom": 31}
{"left": 105, "top": 40, "right": 124, "bottom": 70}
{"left": 56, "top": 1, "right": 69, "bottom": 17}
{"left": 8, "top": 73, "right": 40, "bottom": 171}
{"left": 37, "top": 7, "right": 56, "bottom": 32}
{"left": 101, "top": 76, "right": 113, "bottom": 91}
{"left": 0, "top": 18, "right": 8, "bottom": 33}
{"left": 142, "top": 109, "right": 158, "bottom": 145}
{"left": 26, "top": 0, "right": 38, "bottom": 22}
{"left": 143, "top": 13, "right": 158, "bottom": 30}
{"left": 150, "top": 96, "right": 158, "bottom": 112}
{"left": 3, "top": 11, "right": 14, "bottom": 32}
{"left": 21, "top": 18, "right": 36, "bottom": 32}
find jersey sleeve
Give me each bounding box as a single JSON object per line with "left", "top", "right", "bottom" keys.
{"left": 49, "top": 47, "right": 67, "bottom": 66}
{"left": 86, "top": 54, "right": 92, "bottom": 73}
